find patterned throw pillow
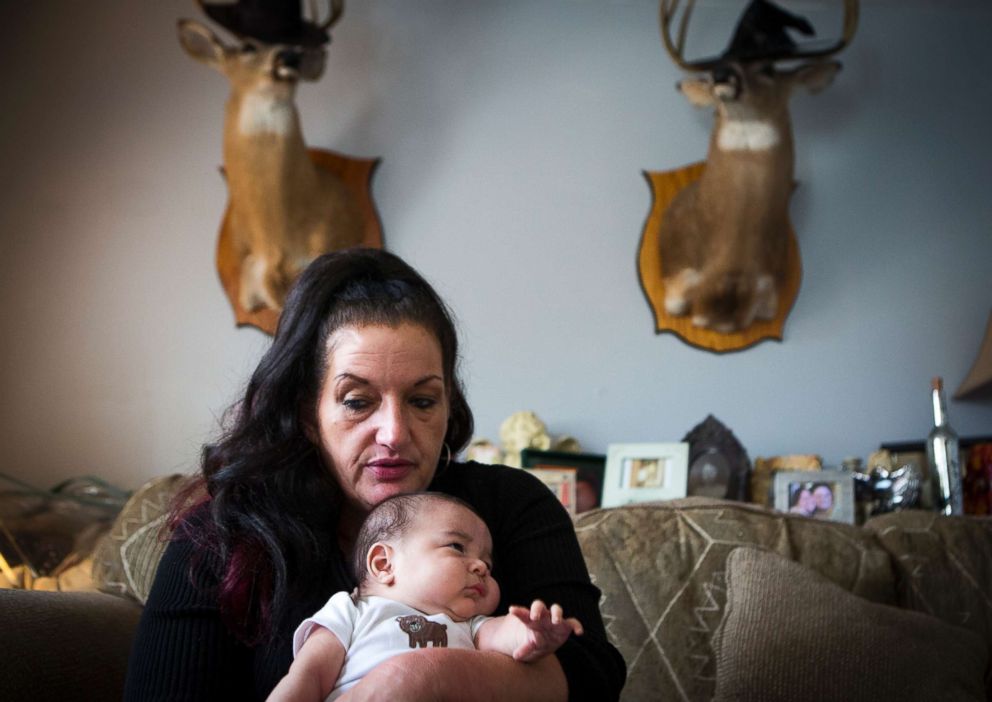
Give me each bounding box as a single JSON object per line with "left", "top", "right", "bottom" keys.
{"left": 91, "top": 474, "right": 188, "bottom": 604}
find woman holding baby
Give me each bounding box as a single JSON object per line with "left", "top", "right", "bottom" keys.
{"left": 124, "top": 248, "right": 626, "bottom": 701}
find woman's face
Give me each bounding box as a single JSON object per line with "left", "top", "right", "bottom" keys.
{"left": 315, "top": 323, "right": 450, "bottom": 518}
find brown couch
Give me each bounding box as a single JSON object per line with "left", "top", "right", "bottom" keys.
{"left": 2, "top": 484, "right": 990, "bottom": 701}
{"left": 575, "top": 498, "right": 992, "bottom": 701}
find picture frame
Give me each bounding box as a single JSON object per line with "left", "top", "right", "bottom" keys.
{"left": 602, "top": 442, "right": 689, "bottom": 507}
{"left": 521, "top": 449, "right": 607, "bottom": 514}
{"left": 773, "top": 469, "right": 855, "bottom": 524}
{"left": 682, "top": 415, "right": 751, "bottom": 501}
{"left": 750, "top": 454, "right": 822, "bottom": 508}
{"left": 525, "top": 467, "right": 578, "bottom": 516}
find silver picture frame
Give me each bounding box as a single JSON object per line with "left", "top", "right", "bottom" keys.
{"left": 773, "top": 469, "right": 856, "bottom": 524}
{"left": 602, "top": 442, "right": 689, "bottom": 507}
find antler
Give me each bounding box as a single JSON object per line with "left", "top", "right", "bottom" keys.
{"left": 789, "top": 0, "right": 859, "bottom": 61}
{"left": 659, "top": 0, "right": 858, "bottom": 70}
{"left": 660, "top": 0, "right": 707, "bottom": 71}
{"left": 314, "top": 0, "right": 345, "bottom": 32}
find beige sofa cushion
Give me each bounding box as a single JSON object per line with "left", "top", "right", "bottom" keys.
{"left": 712, "top": 546, "right": 990, "bottom": 702}
{"left": 574, "top": 498, "right": 896, "bottom": 702}
{"left": 865, "top": 510, "right": 992, "bottom": 648}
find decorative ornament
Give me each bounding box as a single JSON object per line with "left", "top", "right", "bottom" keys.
{"left": 682, "top": 415, "right": 751, "bottom": 501}
{"left": 499, "top": 411, "right": 552, "bottom": 468}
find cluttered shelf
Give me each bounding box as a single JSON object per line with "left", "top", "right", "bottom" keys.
{"left": 468, "top": 410, "right": 992, "bottom": 524}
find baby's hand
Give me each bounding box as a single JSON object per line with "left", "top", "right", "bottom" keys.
{"left": 506, "top": 600, "right": 583, "bottom": 662}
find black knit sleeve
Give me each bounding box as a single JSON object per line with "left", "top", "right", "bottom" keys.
{"left": 123, "top": 535, "right": 254, "bottom": 701}
{"left": 435, "top": 463, "right": 627, "bottom": 701}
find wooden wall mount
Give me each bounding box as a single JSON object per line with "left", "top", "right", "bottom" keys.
{"left": 216, "top": 148, "right": 382, "bottom": 335}
{"left": 638, "top": 163, "right": 802, "bottom": 353}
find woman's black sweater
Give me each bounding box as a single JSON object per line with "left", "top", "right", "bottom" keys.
{"left": 124, "top": 462, "right": 626, "bottom": 700}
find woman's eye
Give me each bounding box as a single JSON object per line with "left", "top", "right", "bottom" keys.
{"left": 342, "top": 397, "right": 369, "bottom": 412}
{"left": 411, "top": 397, "right": 437, "bottom": 410}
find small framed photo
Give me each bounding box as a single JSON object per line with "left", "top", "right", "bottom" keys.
{"left": 525, "top": 467, "right": 578, "bottom": 515}
{"left": 521, "top": 449, "right": 606, "bottom": 514}
{"left": 602, "top": 442, "right": 689, "bottom": 507}
{"left": 773, "top": 470, "right": 855, "bottom": 523}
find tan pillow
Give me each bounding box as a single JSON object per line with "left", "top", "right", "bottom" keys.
{"left": 91, "top": 474, "right": 188, "bottom": 603}
{"left": 712, "top": 546, "right": 990, "bottom": 702}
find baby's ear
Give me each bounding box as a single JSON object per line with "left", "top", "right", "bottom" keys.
{"left": 367, "top": 543, "right": 395, "bottom": 585}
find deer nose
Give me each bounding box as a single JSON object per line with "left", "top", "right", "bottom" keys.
{"left": 273, "top": 49, "right": 303, "bottom": 81}
{"left": 276, "top": 49, "right": 301, "bottom": 70}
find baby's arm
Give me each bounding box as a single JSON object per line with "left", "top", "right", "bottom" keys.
{"left": 267, "top": 626, "right": 345, "bottom": 702}
{"left": 474, "top": 600, "right": 583, "bottom": 663}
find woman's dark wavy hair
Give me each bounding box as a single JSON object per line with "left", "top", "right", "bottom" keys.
{"left": 172, "top": 248, "right": 474, "bottom": 644}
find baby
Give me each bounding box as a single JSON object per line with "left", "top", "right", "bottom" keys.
{"left": 267, "top": 492, "right": 583, "bottom": 701}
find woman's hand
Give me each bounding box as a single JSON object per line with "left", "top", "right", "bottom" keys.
{"left": 336, "top": 648, "right": 568, "bottom": 702}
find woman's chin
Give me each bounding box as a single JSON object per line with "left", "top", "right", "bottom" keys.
{"left": 361, "top": 476, "right": 435, "bottom": 508}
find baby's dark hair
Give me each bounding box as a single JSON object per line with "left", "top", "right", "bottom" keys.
{"left": 351, "top": 492, "right": 483, "bottom": 587}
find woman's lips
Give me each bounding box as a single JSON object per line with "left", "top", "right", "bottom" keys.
{"left": 367, "top": 459, "right": 415, "bottom": 481}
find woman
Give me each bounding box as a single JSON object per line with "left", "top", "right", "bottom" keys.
{"left": 124, "top": 248, "right": 626, "bottom": 701}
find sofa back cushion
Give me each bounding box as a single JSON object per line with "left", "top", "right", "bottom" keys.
{"left": 712, "top": 546, "right": 990, "bottom": 702}
{"left": 574, "top": 498, "right": 896, "bottom": 702}
{"left": 865, "top": 510, "right": 992, "bottom": 649}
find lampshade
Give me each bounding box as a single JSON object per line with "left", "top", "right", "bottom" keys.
{"left": 955, "top": 310, "right": 992, "bottom": 400}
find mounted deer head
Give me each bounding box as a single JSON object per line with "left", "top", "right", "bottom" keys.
{"left": 178, "top": 0, "right": 363, "bottom": 316}
{"left": 657, "top": 0, "right": 857, "bottom": 334}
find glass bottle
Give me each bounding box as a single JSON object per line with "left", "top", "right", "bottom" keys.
{"left": 926, "top": 377, "right": 963, "bottom": 515}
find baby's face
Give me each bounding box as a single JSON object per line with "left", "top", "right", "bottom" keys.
{"left": 380, "top": 501, "right": 500, "bottom": 621}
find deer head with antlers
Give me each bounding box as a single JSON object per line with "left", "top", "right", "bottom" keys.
{"left": 656, "top": 0, "right": 857, "bottom": 336}
{"left": 178, "top": 0, "right": 369, "bottom": 325}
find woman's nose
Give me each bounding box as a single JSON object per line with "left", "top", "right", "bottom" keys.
{"left": 375, "top": 401, "right": 411, "bottom": 448}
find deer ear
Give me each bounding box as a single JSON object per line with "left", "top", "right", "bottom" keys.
{"left": 678, "top": 78, "right": 716, "bottom": 108}
{"left": 367, "top": 543, "right": 395, "bottom": 585}
{"left": 177, "top": 19, "right": 228, "bottom": 68}
{"left": 794, "top": 60, "right": 842, "bottom": 95}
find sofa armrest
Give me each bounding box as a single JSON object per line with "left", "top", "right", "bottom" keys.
{"left": 0, "top": 589, "right": 142, "bottom": 702}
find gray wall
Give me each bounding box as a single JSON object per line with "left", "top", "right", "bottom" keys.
{"left": 1, "top": 0, "right": 990, "bottom": 490}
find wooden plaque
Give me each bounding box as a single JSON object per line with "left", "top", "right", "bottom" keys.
{"left": 638, "top": 163, "right": 802, "bottom": 353}
{"left": 216, "top": 148, "right": 383, "bottom": 335}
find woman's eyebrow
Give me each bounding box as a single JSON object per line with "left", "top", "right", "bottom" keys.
{"left": 413, "top": 375, "right": 444, "bottom": 387}
{"left": 333, "top": 373, "right": 443, "bottom": 386}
